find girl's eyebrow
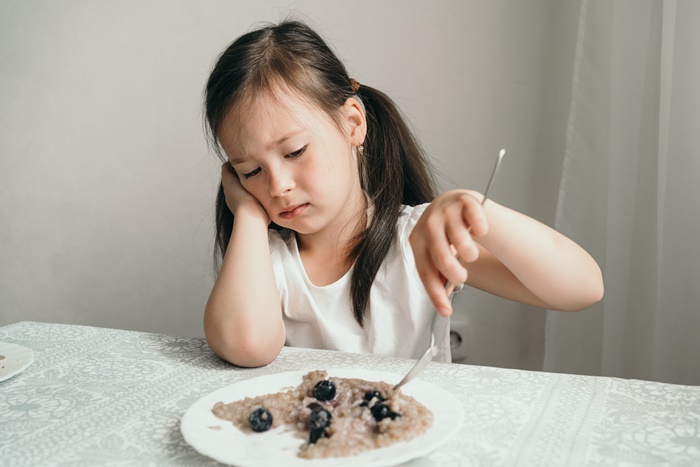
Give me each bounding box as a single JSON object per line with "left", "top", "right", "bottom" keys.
{"left": 230, "top": 129, "right": 305, "bottom": 165}
{"left": 266, "top": 129, "right": 305, "bottom": 150}
{"left": 229, "top": 155, "right": 250, "bottom": 165}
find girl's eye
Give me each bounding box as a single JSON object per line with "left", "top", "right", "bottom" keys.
{"left": 286, "top": 145, "right": 307, "bottom": 158}
{"left": 243, "top": 167, "right": 261, "bottom": 179}
{"left": 241, "top": 146, "right": 305, "bottom": 179}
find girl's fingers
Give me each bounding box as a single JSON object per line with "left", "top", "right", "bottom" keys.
{"left": 445, "top": 210, "right": 479, "bottom": 265}
{"left": 221, "top": 161, "right": 237, "bottom": 183}
{"left": 221, "top": 162, "right": 251, "bottom": 196}
{"left": 414, "top": 253, "right": 453, "bottom": 317}
{"left": 426, "top": 223, "right": 467, "bottom": 287}
{"left": 220, "top": 161, "right": 262, "bottom": 216}
{"left": 413, "top": 224, "right": 464, "bottom": 314}
{"left": 443, "top": 194, "right": 488, "bottom": 268}
{"left": 460, "top": 194, "right": 489, "bottom": 237}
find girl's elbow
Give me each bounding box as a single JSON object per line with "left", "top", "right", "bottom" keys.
{"left": 204, "top": 319, "right": 285, "bottom": 368}
{"left": 222, "top": 343, "right": 282, "bottom": 368}
{"left": 591, "top": 277, "right": 605, "bottom": 306}
{"left": 584, "top": 267, "right": 605, "bottom": 308}
{"left": 565, "top": 274, "right": 605, "bottom": 312}
{"left": 210, "top": 334, "right": 284, "bottom": 368}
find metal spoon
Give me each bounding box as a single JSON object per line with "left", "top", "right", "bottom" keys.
{"left": 394, "top": 148, "right": 506, "bottom": 390}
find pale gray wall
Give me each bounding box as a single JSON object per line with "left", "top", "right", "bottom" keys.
{"left": 0, "top": 0, "right": 574, "bottom": 370}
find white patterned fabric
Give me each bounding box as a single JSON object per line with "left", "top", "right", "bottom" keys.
{"left": 269, "top": 203, "right": 452, "bottom": 363}
{"left": 1, "top": 321, "right": 699, "bottom": 466}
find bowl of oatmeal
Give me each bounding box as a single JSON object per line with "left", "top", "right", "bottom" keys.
{"left": 181, "top": 368, "right": 463, "bottom": 466}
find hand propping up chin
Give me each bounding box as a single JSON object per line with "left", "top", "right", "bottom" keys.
{"left": 221, "top": 162, "right": 269, "bottom": 223}
{"left": 409, "top": 190, "right": 489, "bottom": 317}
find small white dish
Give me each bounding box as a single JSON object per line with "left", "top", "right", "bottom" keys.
{"left": 0, "top": 341, "right": 35, "bottom": 383}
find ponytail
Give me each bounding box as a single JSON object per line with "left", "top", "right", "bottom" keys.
{"left": 348, "top": 84, "right": 437, "bottom": 326}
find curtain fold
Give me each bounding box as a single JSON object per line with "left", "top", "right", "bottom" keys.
{"left": 543, "top": 0, "right": 700, "bottom": 385}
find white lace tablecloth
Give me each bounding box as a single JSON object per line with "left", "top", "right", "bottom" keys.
{"left": 1, "top": 321, "right": 699, "bottom": 466}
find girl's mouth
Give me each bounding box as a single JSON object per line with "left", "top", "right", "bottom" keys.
{"left": 279, "top": 203, "right": 308, "bottom": 220}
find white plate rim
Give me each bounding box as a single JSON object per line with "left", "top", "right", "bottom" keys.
{"left": 181, "top": 368, "right": 464, "bottom": 467}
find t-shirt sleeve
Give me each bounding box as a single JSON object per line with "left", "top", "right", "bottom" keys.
{"left": 396, "top": 203, "right": 464, "bottom": 295}
{"left": 396, "top": 203, "right": 430, "bottom": 245}
{"left": 396, "top": 203, "right": 430, "bottom": 283}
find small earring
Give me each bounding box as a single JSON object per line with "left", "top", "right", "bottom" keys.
{"left": 357, "top": 145, "right": 364, "bottom": 157}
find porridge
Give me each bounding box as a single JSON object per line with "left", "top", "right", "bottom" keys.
{"left": 211, "top": 370, "right": 433, "bottom": 459}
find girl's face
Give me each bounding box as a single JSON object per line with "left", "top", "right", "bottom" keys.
{"left": 218, "top": 88, "right": 367, "bottom": 240}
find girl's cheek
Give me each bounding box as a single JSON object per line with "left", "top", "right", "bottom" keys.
{"left": 242, "top": 176, "right": 261, "bottom": 191}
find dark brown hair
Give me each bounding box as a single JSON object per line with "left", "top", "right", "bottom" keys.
{"left": 204, "top": 20, "right": 437, "bottom": 326}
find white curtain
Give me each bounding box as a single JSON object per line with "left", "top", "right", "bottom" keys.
{"left": 543, "top": 0, "right": 700, "bottom": 386}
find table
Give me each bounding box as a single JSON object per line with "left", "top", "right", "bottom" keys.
{"left": 1, "top": 321, "right": 699, "bottom": 466}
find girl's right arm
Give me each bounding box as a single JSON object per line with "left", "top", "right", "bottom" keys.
{"left": 203, "top": 163, "right": 286, "bottom": 367}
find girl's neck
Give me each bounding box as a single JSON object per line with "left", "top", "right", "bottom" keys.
{"left": 296, "top": 190, "right": 369, "bottom": 286}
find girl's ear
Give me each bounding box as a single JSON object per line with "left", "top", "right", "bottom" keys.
{"left": 342, "top": 97, "right": 367, "bottom": 146}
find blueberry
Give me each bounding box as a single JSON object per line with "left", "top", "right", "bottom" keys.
{"left": 308, "top": 406, "right": 332, "bottom": 444}
{"left": 248, "top": 407, "right": 273, "bottom": 432}
{"left": 365, "top": 390, "right": 384, "bottom": 402}
{"left": 361, "top": 390, "right": 384, "bottom": 406}
{"left": 308, "top": 407, "right": 332, "bottom": 430}
{"left": 309, "top": 427, "right": 327, "bottom": 444}
{"left": 370, "top": 403, "right": 400, "bottom": 421}
{"left": 312, "top": 380, "right": 336, "bottom": 401}
{"left": 306, "top": 402, "right": 323, "bottom": 411}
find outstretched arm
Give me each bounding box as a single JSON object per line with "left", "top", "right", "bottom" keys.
{"left": 410, "top": 189, "right": 604, "bottom": 316}
{"left": 204, "top": 163, "right": 285, "bottom": 367}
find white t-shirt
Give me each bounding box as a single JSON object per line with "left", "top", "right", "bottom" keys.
{"left": 268, "top": 203, "right": 452, "bottom": 363}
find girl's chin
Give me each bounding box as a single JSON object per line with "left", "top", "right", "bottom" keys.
{"left": 286, "top": 225, "right": 317, "bottom": 236}
{"left": 283, "top": 220, "right": 326, "bottom": 237}
{"left": 273, "top": 218, "right": 310, "bottom": 233}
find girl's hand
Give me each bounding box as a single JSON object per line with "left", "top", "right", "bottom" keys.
{"left": 409, "top": 190, "right": 489, "bottom": 317}
{"left": 221, "top": 162, "right": 268, "bottom": 222}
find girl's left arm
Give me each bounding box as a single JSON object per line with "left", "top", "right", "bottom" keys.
{"left": 410, "top": 190, "right": 604, "bottom": 316}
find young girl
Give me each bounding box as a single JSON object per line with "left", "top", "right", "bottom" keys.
{"left": 203, "top": 21, "right": 604, "bottom": 368}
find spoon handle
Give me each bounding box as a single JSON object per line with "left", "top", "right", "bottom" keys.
{"left": 445, "top": 149, "right": 506, "bottom": 295}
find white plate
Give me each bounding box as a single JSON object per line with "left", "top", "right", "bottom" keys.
{"left": 0, "top": 341, "right": 35, "bottom": 383}
{"left": 181, "top": 368, "right": 463, "bottom": 466}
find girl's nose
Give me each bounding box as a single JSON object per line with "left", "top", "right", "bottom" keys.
{"left": 268, "top": 168, "right": 295, "bottom": 197}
